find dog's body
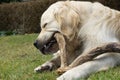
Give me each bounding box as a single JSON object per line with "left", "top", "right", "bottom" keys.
{"left": 34, "top": 1, "right": 120, "bottom": 80}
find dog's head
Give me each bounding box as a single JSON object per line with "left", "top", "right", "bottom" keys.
{"left": 34, "top": 1, "right": 80, "bottom": 55}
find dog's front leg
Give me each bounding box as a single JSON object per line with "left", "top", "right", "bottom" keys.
{"left": 55, "top": 33, "right": 68, "bottom": 67}
{"left": 54, "top": 33, "right": 68, "bottom": 73}
{"left": 34, "top": 51, "right": 60, "bottom": 73}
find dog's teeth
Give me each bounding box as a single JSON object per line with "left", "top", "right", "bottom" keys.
{"left": 44, "top": 45, "right": 47, "bottom": 48}
{"left": 50, "top": 40, "right": 54, "bottom": 42}
{"left": 50, "top": 39, "right": 56, "bottom": 43}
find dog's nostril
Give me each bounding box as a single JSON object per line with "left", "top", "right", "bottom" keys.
{"left": 33, "top": 40, "right": 38, "bottom": 49}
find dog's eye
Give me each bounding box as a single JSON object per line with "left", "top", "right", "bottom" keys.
{"left": 43, "top": 23, "right": 47, "bottom": 28}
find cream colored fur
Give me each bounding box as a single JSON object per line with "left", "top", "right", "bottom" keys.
{"left": 34, "top": 1, "right": 120, "bottom": 80}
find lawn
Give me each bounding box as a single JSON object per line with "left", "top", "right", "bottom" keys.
{"left": 0, "top": 34, "right": 120, "bottom": 80}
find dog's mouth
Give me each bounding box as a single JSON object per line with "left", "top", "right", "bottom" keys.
{"left": 40, "top": 35, "right": 59, "bottom": 54}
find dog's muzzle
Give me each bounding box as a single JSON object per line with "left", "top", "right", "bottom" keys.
{"left": 33, "top": 36, "right": 59, "bottom": 55}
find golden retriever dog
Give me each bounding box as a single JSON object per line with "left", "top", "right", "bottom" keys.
{"left": 34, "top": 1, "right": 120, "bottom": 80}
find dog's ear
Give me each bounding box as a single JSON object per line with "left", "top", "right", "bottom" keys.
{"left": 54, "top": 3, "right": 80, "bottom": 40}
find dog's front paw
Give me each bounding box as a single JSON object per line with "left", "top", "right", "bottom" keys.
{"left": 34, "top": 65, "right": 50, "bottom": 73}
{"left": 56, "top": 67, "right": 70, "bottom": 75}
{"left": 34, "top": 62, "right": 54, "bottom": 73}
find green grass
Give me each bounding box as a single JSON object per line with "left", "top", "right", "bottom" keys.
{"left": 0, "top": 34, "right": 57, "bottom": 80}
{"left": 0, "top": 34, "right": 120, "bottom": 80}
{"left": 88, "top": 67, "right": 120, "bottom": 80}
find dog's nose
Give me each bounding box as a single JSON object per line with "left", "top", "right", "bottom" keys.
{"left": 33, "top": 40, "right": 39, "bottom": 49}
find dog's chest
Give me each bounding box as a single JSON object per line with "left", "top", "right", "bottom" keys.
{"left": 79, "top": 21, "right": 119, "bottom": 47}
